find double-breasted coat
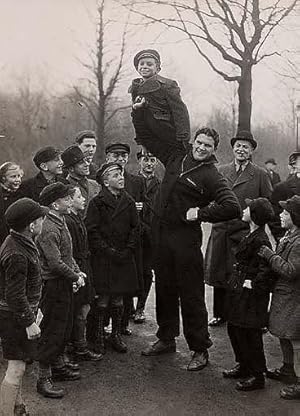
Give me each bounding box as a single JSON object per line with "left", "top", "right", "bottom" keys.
{"left": 85, "top": 187, "right": 140, "bottom": 296}
{"left": 204, "top": 161, "right": 273, "bottom": 288}
{"left": 262, "top": 229, "right": 300, "bottom": 340}
{"left": 226, "top": 227, "right": 272, "bottom": 329}
{"left": 129, "top": 74, "right": 190, "bottom": 147}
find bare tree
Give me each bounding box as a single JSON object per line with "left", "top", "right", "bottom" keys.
{"left": 73, "top": 0, "right": 132, "bottom": 159}
{"left": 122, "top": 0, "right": 299, "bottom": 132}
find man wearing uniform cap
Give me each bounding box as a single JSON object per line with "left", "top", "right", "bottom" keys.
{"left": 0, "top": 198, "right": 46, "bottom": 414}
{"left": 265, "top": 158, "right": 281, "bottom": 187}
{"left": 130, "top": 48, "right": 190, "bottom": 150}
{"left": 75, "top": 130, "right": 98, "bottom": 180}
{"left": 86, "top": 162, "right": 140, "bottom": 355}
{"left": 134, "top": 150, "right": 161, "bottom": 323}
{"left": 36, "top": 182, "right": 86, "bottom": 398}
{"left": 20, "top": 146, "right": 65, "bottom": 202}
{"left": 132, "top": 113, "right": 241, "bottom": 370}
{"left": 62, "top": 145, "right": 100, "bottom": 217}
{"left": 205, "top": 130, "right": 272, "bottom": 328}
{"left": 269, "top": 151, "right": 300, "bottom": 241}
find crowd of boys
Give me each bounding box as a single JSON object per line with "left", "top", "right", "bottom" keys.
{"left": 1, "top": 48, "right": 300, "bottom": 415}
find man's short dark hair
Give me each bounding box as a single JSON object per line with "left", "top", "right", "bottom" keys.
{"left": 194, "top": 127, "right": 220, "bottom": 149}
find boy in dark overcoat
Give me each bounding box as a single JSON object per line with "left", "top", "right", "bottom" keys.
{"left": 36, "top": 183, "right": 85, "bottom": 398}
{"left": 223, "top": 198, "right": 274, "bottom": 391}
{"left": 86, "top": 162, "right": 140, "bottom": 355}
{"left": 65, "top": 186, "right": 102, "bottom": 362}
{"left": 129, "top": 49, "right": 190, "bottom": 149}
{"left": 0, "top": 198, "right": 46, "bottom": 415}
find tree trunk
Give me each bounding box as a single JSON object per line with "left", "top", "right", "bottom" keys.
{"left": 96, "top": 101, "right": 105, "bottom": 163}
{"left": 237, "top": 64, "right": 252, "bottom": 133}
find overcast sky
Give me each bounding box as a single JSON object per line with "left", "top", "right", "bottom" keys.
{"left": 1, "top": 0, "right": 300, "bottom": 128}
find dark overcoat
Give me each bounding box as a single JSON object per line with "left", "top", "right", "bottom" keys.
{"left": 85, "top": 188, "right": 140, "bottom": 295}
{"left": 269, "top": 175, "right": 300, "bottom": 241}
{"left": 129, "top": 74, "right": 190, "bottom": 146}
{"left": 19, "top": 172, "right": 67, "bottom": 202}
{"left": 266, "top": 229, "right": 300, "bottom": 339}
{"left": 204, "top": 161, "right": 273, "bottom": 288}
{"left": 0, "top": 186, "right": 22, "bottom": 246}
{"left": 226, "top": 227, "right": 272, "bottom": 329}
{"left": 65, "top": 212, "right": 94, "bottom": 308}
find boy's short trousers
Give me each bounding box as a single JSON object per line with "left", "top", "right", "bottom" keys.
{"left": 0, "top": 310, "right": 37, "bottom": 361}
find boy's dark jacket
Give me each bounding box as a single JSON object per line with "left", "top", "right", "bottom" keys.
{"left": 226, "top": 227, "right": 272, "bottom": 329}
{"left": 0, "top": 231, "right": 42, "bottom": 328}
{"left": 129, "top": 74, "right": 190, "bottom": 145}
{"left": 85, "top": 187, "right": 140, "bottom": 295}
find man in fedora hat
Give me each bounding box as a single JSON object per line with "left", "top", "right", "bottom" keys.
{"left": 265, "top": 158, "right": 281, "bottom": 187}
{"left": 62, "top": 145, "right": 100, "bottom": 217}
{"left": 204, "top": 130, "right": 273, "bottom": 328}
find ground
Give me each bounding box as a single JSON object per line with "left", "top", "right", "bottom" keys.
{"left": 1, "top": 226, "right": 299, "bottom": 415}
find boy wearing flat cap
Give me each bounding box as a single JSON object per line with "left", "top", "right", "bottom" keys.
{"left": 86, "top": 162, "right": 140, "bottom": 355}
{"left": 130, "top": 49, "right": 190, "bottom": 150}
{"left": 223, "top": 198, "right": 274, "bottom": 392}
{"left": 259, "top": 195, "right": 300, "bottom": 400}
{"left": 36, "top": 183, "right": 85, "bottom": 399}
{"left": 20, "top": 146, "right": 65, "bottom": 202}
{"left": 0, "top": 198, "right": 46, "bottom": 415}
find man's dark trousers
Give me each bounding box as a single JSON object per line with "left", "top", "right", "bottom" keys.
{"left": 154, "top": 225, "right": 212, "bottom": 352}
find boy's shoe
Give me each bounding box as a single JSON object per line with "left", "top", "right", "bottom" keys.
{"left": 37, "top": 378, "right": 64, "bottom": 399}
{"left": 51, "top": 366, "right": 81, "bottom": 382}
{"left": 110, "top": 334, "right": 127, "bottom": 353}
{"left": 14, "top": 403, "right": 30, "bottom": 416}
{"left": 187, "top": 350, "right": 209, "bottom": 371}
{"left": 236, "top": 376, "right": 265, "bottom": 391}
{"left": 134, "top": 310, "right": 146, "bottom": 324}
{"left": 121, "top": 327, "right": 132, "bottom": 336}
{"left": 141, "top": 339, "right": 176, "bottom": 356}
{"left": 266, "top": 367, "right": 297, "bottom": 384}
{"left": 223, "top": 364, "right": 250, "bottom": 379}
{"left": 280, "top": 383, "right": 300, "bottom": 400}
{"left": 73, "top": 348, "right": 103, "bottom": 361}
{"left": 208, "top": 317, "right": 226, "bottom": 327}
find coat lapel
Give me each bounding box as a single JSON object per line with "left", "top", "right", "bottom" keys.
{"left": 232, "top": 162, "right": 255, "bottom": 189}
{"left": 112, "top": 191, "right": 132, "bottom": 219}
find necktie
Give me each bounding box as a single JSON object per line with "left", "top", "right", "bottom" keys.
{"left": 236, "top": 165, "right": 243, "bottom": 178}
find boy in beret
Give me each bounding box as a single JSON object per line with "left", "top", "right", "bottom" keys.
{"left": 260, "top": 195, "right": 300, "bottom": 399}
{"left": 65, "top": 186, "right": 102, "bottom": 362}
{"left": 223, "top": 198, "right": 274, "bottom": 391}
{"left": 0, "top": 198, "right": 46, "bottom": 415}
{"left": 20, "top": 146, "right": 65, "bottom": 202}
{"left": 129, "top": 49, "right": 190, "bottom": 150}
{"left": 85, "top": 162, "right": 140, "bottom": 355}
{"left": 36, "top": 183, "right": 85, "bottom": 398}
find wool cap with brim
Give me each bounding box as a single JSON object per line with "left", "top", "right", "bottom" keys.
{"left": 288, "top": 151, "right": 300, "bottom": 165}
{"left": 231, "top": 130, "right": 257, "bottom": 150}
{"left": 105, "top": 143, "right": 130, "bottom": 154}
{"left": 61, "top": 145, "right": 86, "bottom": 168}
{"left": 279, "top": 195, "right": 300, "bottom": 215}
{"left": 245, "top": 197, "right": 274, "bottom": 226}
{"left": 265, "top": 158, "right": 277, "bottom": 165}
{"left": 39, "top": 182, "right": 74, "bottom": 206}
{"left": 75, "top": 130, "right": 97, "bottom": 143}
{"left": 96, "top": 162, "right": 123, "bottom": 184}
{"left": 133, "top": 49, "right": 161, "bottom": 69}
{"left": 33, "top": 146, "right": 61, "bottom": 168}
{"left": 5, "top": 197, "right": 48, "bottom": 231}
